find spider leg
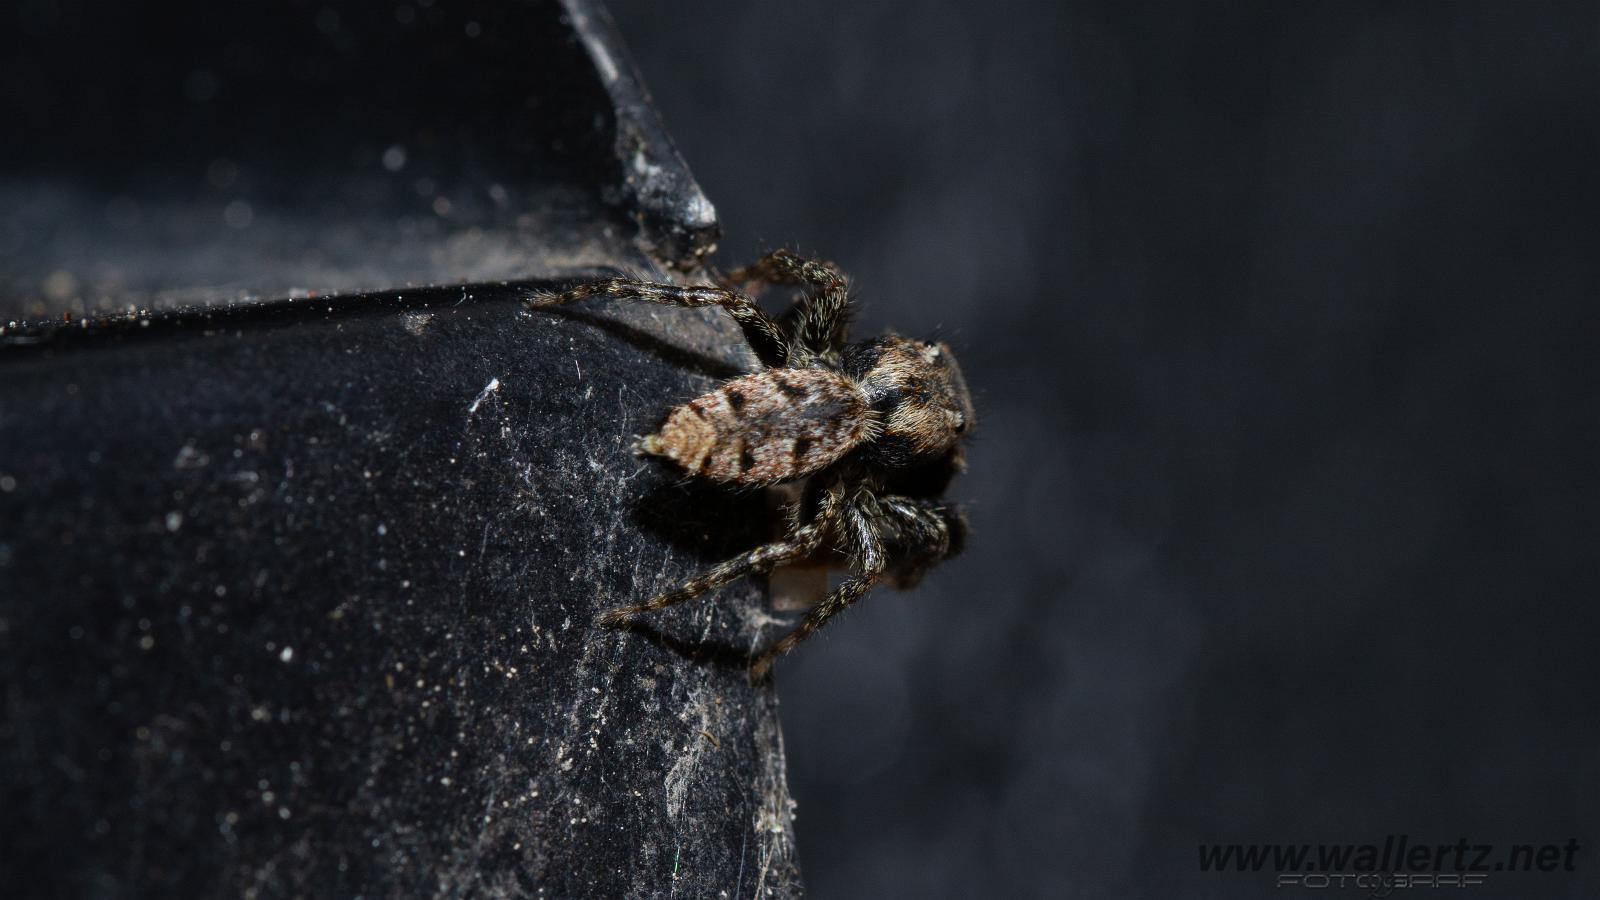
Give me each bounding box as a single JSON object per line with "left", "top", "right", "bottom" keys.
{"left": 595, "top": 483, "right": 845, "bottom": 627}
{"left": 594, "top": 536, "right": 815, "bottom": 627}
{"left": 721, "top": 250, "right": 852, "bottom": 361}
{"left": 749, "top": 503, "right": 885, "bottom": 681}
{"left": 529, "top": 277, "right": 787, "bottom": 368}
{"left": 722, "top": 249, "right": 844, "bottom": 295}
{"left": 878, "top": 495, "right": 967, "bottom": 589}
{"left": 880, "top": 496, "right": 960, "bottom": 559}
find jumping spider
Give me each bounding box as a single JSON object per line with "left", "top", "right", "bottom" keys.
{"left": 529, "top": 250, "right": 972, "bottom": 680}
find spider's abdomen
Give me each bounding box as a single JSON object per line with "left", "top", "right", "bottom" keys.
{"left": 641, "top": 369, "right": 874, "bottom": 485}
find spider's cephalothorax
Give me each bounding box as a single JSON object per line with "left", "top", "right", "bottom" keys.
{"left": 528, "top": 250, "right": 972, "bottom": 680}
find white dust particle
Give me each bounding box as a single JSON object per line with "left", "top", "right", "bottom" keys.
{"left": 468, "top": 377, "right": 502, "bottom": 414}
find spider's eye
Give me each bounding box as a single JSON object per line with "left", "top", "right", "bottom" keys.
{"left": 952, "top": 413, "right": 968, "bottom": 435}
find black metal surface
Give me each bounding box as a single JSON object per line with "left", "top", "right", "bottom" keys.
{"left": 1, "top": 2, "right": 799, "bottom": 897}
{"left": 1, "top": 286, "right": 800, "bottom": 897}
{"left": 0, "top": 0, "right": 718, "bottom": 324}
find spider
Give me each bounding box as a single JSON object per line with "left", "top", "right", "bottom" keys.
{"left": 528, "top": 250, "right": 972, "bottom": 680}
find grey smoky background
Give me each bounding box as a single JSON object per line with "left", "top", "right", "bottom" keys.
{"left": 606, "top": 1, "right": 1598, "bottom": 898}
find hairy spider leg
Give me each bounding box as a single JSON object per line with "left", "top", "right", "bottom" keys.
{"left": 749, "top": 501, "right": 886, "bottom": 681}
{"left": 721, "top": 250, "right": 852, "bottom": 361}
{"left": 880, "top": 496, "right": 956, "bottom": 558}
{"left": 874, "top": 495, "right": 966, "bottom": 589}
{"left": 529, "top": 278, "right": 788, "bottom": 368}
{"left": 594, "top": 487, "right": 846, "bottom": 627}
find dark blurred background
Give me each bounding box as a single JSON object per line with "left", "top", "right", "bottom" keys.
{"left": 607, "top": 1, "right": 1598, "bottom": 897}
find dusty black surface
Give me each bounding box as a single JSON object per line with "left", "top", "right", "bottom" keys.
{"left": 0, "top": 0, "right": 717, "bottom": 320}
{"left": 0, "top": 0, "right": 802, "bottom": 897}
{"left": 0, "top": 287, "right": 801, "bottom": 897}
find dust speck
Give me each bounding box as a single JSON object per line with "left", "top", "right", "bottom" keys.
{"left": 401, "top": 312, "right": 433, "bottom": 336}
{"left": 172, "top": 443, "right": 210, "bottom": 470}
{"left": 468, "top": 377, "right": 502, "bottom": 414}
